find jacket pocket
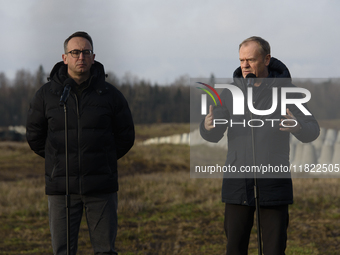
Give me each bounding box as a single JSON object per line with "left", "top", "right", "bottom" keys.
{"left": 50, "top": 165, "right": 57, "bottom": 181}
{"left": 224, "top": 151, "right": 241, "bottom": 178}
{"left": 225, "top": 151, "right": 237, "bottom": 166}
{"left": 46, "top": 146, "right": 59, "bottom": 181}
{"left": 104, "top": 147, "right": 117, "bottom": 175}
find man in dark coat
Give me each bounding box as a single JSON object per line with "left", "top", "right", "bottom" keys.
{"left": 200, "top": 36, "right": 319, "bottom": 254}
{"left": 26, "top": 31, "right": 135, "bottom": 255}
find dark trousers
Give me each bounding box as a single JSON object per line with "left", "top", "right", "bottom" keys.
{"left": 48, "top": 193, "right": 118, "bottom": 255}
{"left": 224, "top": 203, "right": 289, "bottom": 255}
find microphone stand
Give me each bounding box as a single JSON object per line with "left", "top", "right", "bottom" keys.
{"left": 251, "top": 122, "right": 262, "bottom": 255}
{"left": 64, "top": 102, "right": 71, "bottom": 255}
{"left": 246, "top": 74, "right": 262, "bottom": 255}
{"left": 60, "top": 84, "right": 71, "bottom": 255}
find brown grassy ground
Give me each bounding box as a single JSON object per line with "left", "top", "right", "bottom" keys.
{"left": 317, "top": 120, "right": 340, "bottom": 130}
{"left": 0, "top": 123, "right": 340, "bottom": 254}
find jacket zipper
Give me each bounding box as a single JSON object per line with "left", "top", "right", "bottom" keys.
{"left": 50, "top": 165, "right": 56, "bottom": 181}
{"left": 72, "top": 76, "right": 94, "bottom": 195}
{"left": 73, "top": 93, "right": 82, "bottom": 195}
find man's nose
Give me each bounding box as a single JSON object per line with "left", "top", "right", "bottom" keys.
{"left": 78, "top": 52, "right": 85, "bottom": 59}
{"left": 241, "top": 60, "right": 249, "bottom": 68}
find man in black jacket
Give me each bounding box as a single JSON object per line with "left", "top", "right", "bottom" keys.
{"left": 200, "top": 36, "right": 319, "bottom": 254}
{"left": 26, "top": 31, "right": 135, "bottom": 254}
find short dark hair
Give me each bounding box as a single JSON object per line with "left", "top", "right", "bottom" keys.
{"left": 239, "top": 36, "right": 270, "bottom": 58}
{"left": 64, "top": 31, "right": 93, "bottom": 53}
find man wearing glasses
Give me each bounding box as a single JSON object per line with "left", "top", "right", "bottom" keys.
{"left": 26, "top": 31, "right": 135, "bottom": 254}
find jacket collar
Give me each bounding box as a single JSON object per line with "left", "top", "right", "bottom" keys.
{"left": 48, "top": 61, "right": 108, "bottom": 96}
{"left": 233, "top": 57, "right": 291, "bottom": 79}
{"left": 232, "top": 57, "right": 292, "bottom": 89}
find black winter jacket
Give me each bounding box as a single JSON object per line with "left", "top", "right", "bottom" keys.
{"left": 26, "top": 61, "right": 135, "bottom": 195}
{"left": 200, "top": 58, "right": 319, "bottom": 206}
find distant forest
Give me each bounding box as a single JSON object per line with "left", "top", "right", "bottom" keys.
{"left": 0, "top": 66, "right": 190, "bottom": 126}
{"left": 0, "top": 65, "right": 339, "bottom": 127}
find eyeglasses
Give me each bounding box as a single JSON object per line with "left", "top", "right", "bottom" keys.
{"left": 66, "top": 49, "right": 93, "bottom": 58}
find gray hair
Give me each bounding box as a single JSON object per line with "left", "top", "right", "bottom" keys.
{"left": 239, "top": 36, "right": 270, "bottom": 58}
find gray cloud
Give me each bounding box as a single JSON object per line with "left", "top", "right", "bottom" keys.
{"left": 1, "top": 0, "right": 339, "bottom": 83}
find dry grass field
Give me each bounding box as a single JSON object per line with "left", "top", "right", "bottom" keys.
{"left": 0, "top": 123, "right": 340, "bottom": 254}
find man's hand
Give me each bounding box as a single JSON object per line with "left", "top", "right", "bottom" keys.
{"left": 280, "top": 108, "right": 301, "bottom": 134}
{"left": 204, "top": 105, "right": 215, "bottom": 131}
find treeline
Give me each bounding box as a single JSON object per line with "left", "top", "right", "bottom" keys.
{"left": 0, "top": 67, "right": 45, "bottom": 127}
{"left": 0, "top": 66, "right": 339, "bottom": 127}
{"left": 295, "top": 79, "right": 340, "bottom": 121}
{"left": 0, "top": 66, "right": 190, "bottom": 127}
{"left": 106, "top": 73, "right": 190, "bottom": 124}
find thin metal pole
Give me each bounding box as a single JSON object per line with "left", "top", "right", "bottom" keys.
{"left": 64, "top": 103, "right": 71, "bottom": 255}
{"left": 251, "top": 117, "right": 262, "bottom": 255}
{"left": 254, "top": 178, "right": 262, "bottom": 255}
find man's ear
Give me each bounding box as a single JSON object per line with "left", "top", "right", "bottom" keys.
{"left": 265, "top": 54, "right": 271, "bottom": 67}
{"left": 62, "top": 54, "right": 68, "bottom": 65}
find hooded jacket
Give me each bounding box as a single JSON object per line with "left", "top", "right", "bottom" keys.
{"left": 26, "top": 61, "right": 135, "bottom": 195}
{"left": 200, "top": 58, "right": 319, "bottom": 206}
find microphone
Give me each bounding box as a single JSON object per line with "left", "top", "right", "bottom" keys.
{"left": 246, "top": 73, "right": 256, "bottom": 87}
{"left": 59, "top": 78, "right": 75, "bottom": 106}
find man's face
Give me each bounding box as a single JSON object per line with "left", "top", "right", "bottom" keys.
{"left": 239, "top": 41, "right": 270, "bottom": 78}
{"left": 62, "top": 37, "right": 95, "bottom": 79}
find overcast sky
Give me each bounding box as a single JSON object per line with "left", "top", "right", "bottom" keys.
{"left": 1, "top": 0, "right": 339, "bottom": 84}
